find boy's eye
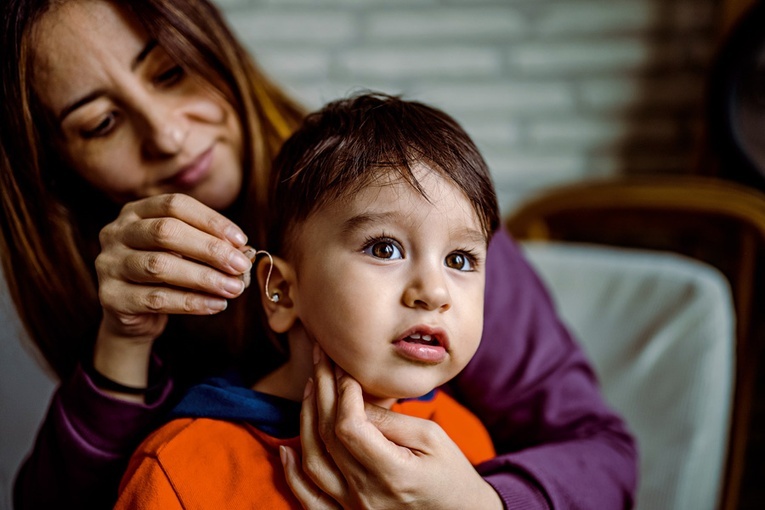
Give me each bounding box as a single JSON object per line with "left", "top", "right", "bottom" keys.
{"left": 363, "top": 240, "right": 404, "bottom": 260}
{"left": 445, "top": 252, "right": 473, "bottom": 271}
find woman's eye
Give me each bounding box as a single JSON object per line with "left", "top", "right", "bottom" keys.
{"left": 155, "top": 65, "right": 184, "bottom": 87}
{"left": 81, "top": 113, "right": 117, "bottom": 139}
{"left": 445, "top": 252, "right": 474, "bottom": 271}
{"left": 363, "top": 240, "right": 403, "bottom": 260}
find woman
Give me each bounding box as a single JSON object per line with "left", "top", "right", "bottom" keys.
{"left": 1, "top": 0, "right": 637, "bottom": 508}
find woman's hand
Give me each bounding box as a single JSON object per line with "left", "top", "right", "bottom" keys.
{"left": 92, "top": 193, "right": 252, "bottom": 395}
{"left": 282, "top": 348, "right": 504, "bottom": 510}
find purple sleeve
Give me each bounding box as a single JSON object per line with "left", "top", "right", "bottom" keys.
{"left": 13, "top": 364, "right": 174, "bottom": 510}
{"left": 448, "top": 228, "right": 638, "bottom": 509}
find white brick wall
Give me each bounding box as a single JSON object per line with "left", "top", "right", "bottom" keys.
{"left": 218, "top": 0, "right": 719, "bottom": 213}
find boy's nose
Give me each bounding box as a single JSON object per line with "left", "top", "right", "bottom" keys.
{"left": 402, "top": 264, "right": 452, "bottom": 312}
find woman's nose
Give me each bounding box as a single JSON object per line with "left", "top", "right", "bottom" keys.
{"left": 402, "top": 263, "right": 452, "bottom": 312}
{"left": 140, "top": 102, "right": 189, "bottom": 158}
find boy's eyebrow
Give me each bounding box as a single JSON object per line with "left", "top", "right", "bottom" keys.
{"left": 341, "top": 212, "right": 397, "bottom": 236}
{"left": 341, "top": 211, "right": 487, "bottom": 245}
{"left": 454, "top": 227, "right": 489, "bottom": 246}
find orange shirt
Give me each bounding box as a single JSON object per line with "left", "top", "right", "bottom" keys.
{"left": 115, "top": 390, "right": 495, "bottom": 509}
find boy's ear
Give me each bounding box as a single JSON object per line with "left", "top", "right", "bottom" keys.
{"left": 255, "top": 254, "right": 297, "bottom": 334}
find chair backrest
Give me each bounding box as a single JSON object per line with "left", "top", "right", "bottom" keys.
{"left": 506, "top": 175, "right": 765, "bottom": 510}
{"left": 523, "top": 241, "right": 734, "bottom": 510}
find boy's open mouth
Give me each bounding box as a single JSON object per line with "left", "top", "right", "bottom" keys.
{"left": 404, "top": 333, "right": 441, "bottom": 346}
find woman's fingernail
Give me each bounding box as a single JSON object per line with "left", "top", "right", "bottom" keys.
{"left": 223, "top": 277, "right": 245, "bottom": 295}
{"left": 279, "top": 445, "right": 288, "bottom": 465}
{"left": 206, "top": 298, "right": 227, "bottom": 312}
{"left": 227, "top": 228, "right": 248, "bottom": 246}
{"left": 313, "top": 344, "right": 320, "bottom": 365}
{"left": 303, "top": 377, "right": 314, "bottom": 399}
{"left": 231, "top": 252, "right": 252, "bottom": 273}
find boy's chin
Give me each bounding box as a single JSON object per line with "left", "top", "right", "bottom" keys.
{"left": 360, "top": 384, "right": 440, "bottom": 408}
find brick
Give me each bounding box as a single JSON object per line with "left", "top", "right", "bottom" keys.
{"left": 528, "top": 116, "right": 678, "bottom": 147}
{"left": 507, "top": 39, "right": 682, "bottom": 75}
{"left": 251, "top": 49, "right": 331, "bottom": 80}
{"left": 365, "top": 8, "right": 527, "bottom": 41}
{"left": 337, "top": 47, "right": 502, "bottom": 79}
{"left": 537, "top": 1, "right": 663, "bottom": 36}
{"left": 215, "top": 0, "right": 252, "bottom": 10}
{"left": 486, "top": 148, "right": 587, "bottom": 182}
{"left": 592, "top": 151, "right": 692, "bottom": 174}
{"left": 228, "top": 10, "right": 356, "bottom": 46}
{"left": 455, "top": 117, "right": 522, "bottom": 146}
{"left": 280, "top": 83, "right": 337, "bottom": 110}
{"left": 285, "top": 80, "right": 408, "bottom": 109}
{"left": 260, "top": 0, "right": 434, "bottom": 5}
{"left": 578, "top": 75, "right": 706, "bottom": 111}
{"left": 415, "top": 82, "right": 575, "bottom": 115}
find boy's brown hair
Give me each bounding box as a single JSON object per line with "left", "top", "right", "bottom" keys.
{"left": 268, "top": 92, "right": 500, "bottom": 257}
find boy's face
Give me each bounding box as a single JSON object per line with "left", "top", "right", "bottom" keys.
{"left": 288, "top": 164, "right": 487, "bottom": 403}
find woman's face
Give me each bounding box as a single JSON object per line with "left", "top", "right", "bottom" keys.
{"left": 31, "top": 0, "right": 243, "bottom": 210}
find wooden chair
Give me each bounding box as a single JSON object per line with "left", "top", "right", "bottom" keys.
{"left": 506, "top": 175, "right": 765, "bottom": 510}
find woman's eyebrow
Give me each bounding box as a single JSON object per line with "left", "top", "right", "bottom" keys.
{"left": 58, "top": 89, "right": 106, "bottom": 122}
{"left": 58, "top": 40, "right": 158, "bottom": 122}
{"left": 131, "top": 40, "right": 158, "bottom": 71}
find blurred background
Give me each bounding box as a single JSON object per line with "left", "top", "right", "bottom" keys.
{"left": 218, "top": 0, "right": 725, "bottom": 215}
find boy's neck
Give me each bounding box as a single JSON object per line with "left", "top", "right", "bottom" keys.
{"left": 252, "top": 334, "right": 314, "bottom": 402}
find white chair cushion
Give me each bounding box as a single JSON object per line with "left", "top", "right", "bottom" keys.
{"left": 523, "top": 241, "right": 735, "bottom": 510}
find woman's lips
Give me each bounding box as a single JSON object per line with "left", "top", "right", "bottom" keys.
{"left": 165, "top": 146, "right": 214, "bottom": 189}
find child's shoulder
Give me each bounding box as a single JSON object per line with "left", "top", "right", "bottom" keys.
{"left": 121, "top": 418, "right": 301, "bottom": 508}
{"left": 135, "top": 418, "right": 261, "bottom": 461}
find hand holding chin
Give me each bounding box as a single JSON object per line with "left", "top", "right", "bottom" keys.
{"left": 282, "top": 347, "right": 503, "bottom": 510}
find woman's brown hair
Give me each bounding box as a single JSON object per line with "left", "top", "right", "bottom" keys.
{"left": 0, "top": 0, "right": 305, "bottom": 381}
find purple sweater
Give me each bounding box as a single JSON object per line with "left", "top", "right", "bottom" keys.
{"left": 13, "top": 229, "right": 637, "bottom": 509}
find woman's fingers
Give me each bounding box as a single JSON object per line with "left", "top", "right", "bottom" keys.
{"left": 299, "top": 375, "right": 349, "bottom": 500}
{"left": 313, "top": 352, "right": 372, "bottom": 475}
{"left": 94, "top": 193, "right": 252, "bottom": 342}
{"left": 292, "top": 346, "right": 504, "bottom": 510}
{"left": 280, "top": 446, "right": 342, "bottom": 510}
{"left": 124, "top": 193, "right": 247, "bottom": 247}
{"left": 97, "top": 193, "right": 252, "bottom": 307}
{"left": 332, "top": 372, "right": 417, "bottom": 466}
{"left": 313, "top": 348, "right": 339, "bottom": 447}
{"left": 99, "top": 279, "right": 229, "bottom": 317}
{"left": 102, "top": 202, "right": 252, "bottom": 277}
{"left": 116, "top": 217, "right": 251, "bottom": 275}
{"left": 333, "top": 377, "right": 504, "bottom": 510}
{"left": 116, "top": 249, "right": 246, "bottom": 297}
